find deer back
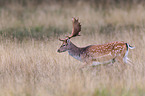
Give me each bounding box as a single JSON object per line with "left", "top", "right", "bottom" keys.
{"left": 80, "top": 41, "right": 127, "bottom": 63}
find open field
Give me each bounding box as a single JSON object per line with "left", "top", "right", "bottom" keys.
{"left": 0, "top": 2, "right": 145, "bottom": 96}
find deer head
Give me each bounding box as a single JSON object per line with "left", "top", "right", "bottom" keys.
{"left": 57, "top": 18, "right": 81, "bottom": 53}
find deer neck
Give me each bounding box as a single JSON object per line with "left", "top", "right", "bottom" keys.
{"left": 68, "top": 42, "right": 82, "bottom": 61}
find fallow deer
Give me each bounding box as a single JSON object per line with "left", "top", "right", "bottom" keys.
{"left": 57, "top": 18, "right": 134, "bottom": 68}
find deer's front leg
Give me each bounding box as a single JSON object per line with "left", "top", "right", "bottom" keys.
{"left": 79, "top": 63, "right": 89, "bottom": 70}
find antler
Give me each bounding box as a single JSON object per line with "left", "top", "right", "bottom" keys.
{"left": 59, "top": 17, "right": 81, "bottom": 42}
{"left": 59, "top": 38, "right": 65, "bottom": 41}
{"left": 67, "top": 17, "right": 81, "bottom": 39}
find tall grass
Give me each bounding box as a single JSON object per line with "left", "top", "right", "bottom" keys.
{"left": 0, "top": 3, "right": 145, "bottom": 96}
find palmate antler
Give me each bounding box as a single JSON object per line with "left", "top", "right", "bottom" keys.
{"left": 59, "top": 17, "right": 81, "bottom": 42}
{"left": 68, "top": 18, "right": 81, "bottom": 38}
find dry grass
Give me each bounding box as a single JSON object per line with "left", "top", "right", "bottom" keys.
{"left": 0, "top": 3, "right": 145, "bottom": 96}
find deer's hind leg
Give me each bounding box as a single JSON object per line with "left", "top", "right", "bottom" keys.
{"left": 108, "top": 58, "right": 116, "bottom": 66}
{"left": 115, "top": 56, "right": 128, "bottom": 72}
{"left": 115, "top": 56, "right": 125, "bottom": 65}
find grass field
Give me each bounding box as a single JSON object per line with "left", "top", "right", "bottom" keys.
{"left": 0, "top": 2, "right": 145, "bottom": 96}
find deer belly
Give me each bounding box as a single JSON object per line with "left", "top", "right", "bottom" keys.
{"left": 91, "top": 52, "right": 114, "bottom": 62}
{"left": 92, "top": 59, "right": 113, "bottom": 66}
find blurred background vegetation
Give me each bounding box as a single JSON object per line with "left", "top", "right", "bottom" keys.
{"left": 1, "top": 0, "right": 145, "bottom": 6}
{"left": 0, "top": 0, "right": 145, "bottom": 41}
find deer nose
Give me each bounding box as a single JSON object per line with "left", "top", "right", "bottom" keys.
{"left": 57, "top": 49, "right": 60, "bottom": 52}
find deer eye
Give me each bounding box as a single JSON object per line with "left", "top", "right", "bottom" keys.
{"left": 62, "top": 45, "right": 66, "bottom": 47}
